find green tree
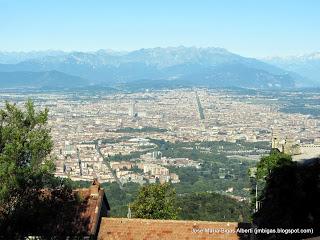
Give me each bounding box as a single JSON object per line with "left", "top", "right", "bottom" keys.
{"left": 0, "top": 100, "right": 74, "bottom": 238}
{"left": 177, "top": 192, "right": 250, "bottom": 222}
{"left": 253, "top": 160, "right": 319, "bottom": 240}
{"left": 248, "top": 151, "right": 294, "bottom": 216}
{"left": 0, "top": 100, "right": 54, "bottom": 204}
{"left": 256, "top": 151, "right": 292, "bottom": 180}
{"left": 131, "top": 183, "right": 179, "bottom": 219}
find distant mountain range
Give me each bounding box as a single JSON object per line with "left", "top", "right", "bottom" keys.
{"left": 264, "top": 52, "right": 320, "bottom": 86}
{"left": 0, "top": 70, "right": 88, "bottom": 89}
{"left": 0, "top": 47, "right": 316, "bottom": 89}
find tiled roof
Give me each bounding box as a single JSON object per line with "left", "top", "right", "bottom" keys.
{"left": 74, "top": 188, "right": 105, "bottom": 235}
{"left": 98, "top": 218, "right": 249, "bottom": 240}
{"left": 36, "top": 179, "right": 110, "bottom": 236}
{"left": 73, "top": 179, "right": 110, "bottom": 236}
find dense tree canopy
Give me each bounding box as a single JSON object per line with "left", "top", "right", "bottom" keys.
{"left": 0, "top": 100, "right": 74, "bottom": 238}
{"left": 0, "top": 100, "right": 53, "bottom": 205}
{"left": 177, "top": 192, "right": 250, "bottom": 222}
{"left": 131, "top": 183, "right": 179, "bottom": 219}
{"left": 251, "top": 150, "right": 320, "bottom": 239}
{"left": 256, "top": 151, "right": 292, "bottom": 180}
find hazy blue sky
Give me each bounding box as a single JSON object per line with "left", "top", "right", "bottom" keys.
{"left": 0, "top": 0, "right": 319, "bottom": 57}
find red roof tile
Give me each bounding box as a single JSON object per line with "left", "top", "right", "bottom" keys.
{"left": 98, "top": 218, "right": 247, "bottom": 240}
{"left": 73, "top": 179, "right": 110, "bottom": 236}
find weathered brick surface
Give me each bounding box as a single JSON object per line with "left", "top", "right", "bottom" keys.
{"left": 98, "top": 218, "right": 245, "bottom": 240}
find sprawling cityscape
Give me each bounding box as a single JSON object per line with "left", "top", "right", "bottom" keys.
{"left": 1, "top": 88, "right": 320, "bottom": 190}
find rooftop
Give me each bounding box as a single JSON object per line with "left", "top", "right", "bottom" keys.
{"left": 98, "top": 218, "right": 250, "bottom": 240}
